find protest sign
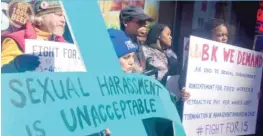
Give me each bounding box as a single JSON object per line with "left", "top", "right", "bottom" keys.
{"left": 1, "top": 0, "right": 186, "bottom": 136}
{"left": 183, "top": 36, "right": 263, "bottom": 136}
{"left": 2, "top": 73, "right": 185, "bottom": 136}
{"left": 25, "top": 39, "right": 86, "bottom": 72}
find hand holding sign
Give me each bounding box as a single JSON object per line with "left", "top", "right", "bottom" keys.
{"left": 181, "top": 87, "right": 190, "bottom": 102}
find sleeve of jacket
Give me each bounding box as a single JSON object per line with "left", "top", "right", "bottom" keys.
{"left": 2, "top": 38, "right": 23, "bottom": 66}
{"left": 142, "top": 46, "right": 168, "bottom": 82}
{"left": 167, "top": 56, "right": 178, "bottom": 75}
{"left": 1, "top": 38, "right": 23, "bottom": 73}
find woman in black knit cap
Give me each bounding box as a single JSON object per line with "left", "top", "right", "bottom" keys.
{"left": 142, "top": 23, "right": 178, "bottom": 85}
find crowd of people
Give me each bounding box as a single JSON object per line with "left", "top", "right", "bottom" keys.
{"left": 108, "top": 4, "right": 263, "bottom": 136}
{"left": 1, "top": 0, "right": 263, "bottom": 136}
{"left": 109, "top": 4, "right": 232, "bottom": 108}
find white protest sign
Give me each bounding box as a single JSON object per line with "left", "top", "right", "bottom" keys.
{"left": 183, "top": 36, "right": 263, "bottom": 136}
{"left": 25, "top": 39, "right": 86, "bottom": 72}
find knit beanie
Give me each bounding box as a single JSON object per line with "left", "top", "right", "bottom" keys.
{"left": 34, "top": 0, "right": 62, "bottom": 17}
{"left": 108, "top": 29, "right": 138, "bottom": 58}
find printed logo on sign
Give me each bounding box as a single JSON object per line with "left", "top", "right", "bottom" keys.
{"left": 125, "top": 40, "right": 136, "bottom": 50}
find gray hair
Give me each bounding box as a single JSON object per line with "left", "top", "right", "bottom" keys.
{"left": 29, "top": 15, "right": 43, "bottom": 27}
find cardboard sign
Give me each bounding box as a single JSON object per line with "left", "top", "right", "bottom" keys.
{"left": 2, "top": 73, "right": 185, "bottom": 135}
{"left": 25, "top": 40, "right": 86, "bottom": 72}
{"left": 183, "top": 36, "right": 263, "bottom": 136}
{"left": 1, "top": 0, "right": 186, "bottom": 136}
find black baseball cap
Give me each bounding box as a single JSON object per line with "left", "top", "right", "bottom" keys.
{"left": 120, "top": 5, "right": 154, "bottom": 22}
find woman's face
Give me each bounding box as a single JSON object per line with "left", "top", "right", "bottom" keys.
{"left": 212, "top": 25, "right": 228, "bottom": 43}
{"left": 119, "top": 52, "right": 135, "bottom": 73}
{"left": 160, "top": 26, "right": 172, "bottom": 47}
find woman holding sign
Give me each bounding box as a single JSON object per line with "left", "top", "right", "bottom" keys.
{"left": 178, "top": 18, "right": 229, "bottom": 117}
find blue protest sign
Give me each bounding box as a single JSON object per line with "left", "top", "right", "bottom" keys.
{"left": 2, "top": 73, "right": 185, "bottom": 135}
{"left": 1, "top": 0, "right": 186, "bottom": 135}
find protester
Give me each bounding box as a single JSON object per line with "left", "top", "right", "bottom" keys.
{"left": 108, "top": 28, "right": 138, "bottom": 73}
{"left": 142, "top": 25, "right": 179, "bottom": 134}
{"left": 1, "top": 0, "right": 66, "bottom": 73}
{"left": 119, "top": 5, "right": 153, "bottom": 72}
{"left": 176, "top": 18, "right": 229, "bottom": 119}
{"left": 179, "top": 18, "right": 229, "bottom": 102}
{"left": 142, "top": 23, "right": 178, "bottom": 85}
{"left": 202, "top": 18, "right": 228, "bottom": 43}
